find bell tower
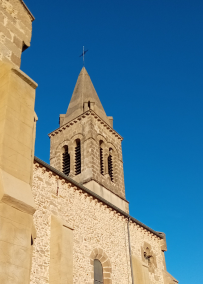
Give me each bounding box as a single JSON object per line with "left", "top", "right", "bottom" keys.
{"left": 49, "top": 67, "right": 128, "bottom": 212}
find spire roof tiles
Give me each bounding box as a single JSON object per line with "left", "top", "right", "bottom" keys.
{"left": 63, "top": 67, "right": 111, "bottom": 126}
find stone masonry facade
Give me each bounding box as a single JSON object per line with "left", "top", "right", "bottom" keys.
{"left": 31, "top": 161, "right": 167, "bottom": 284}
{"left": 0, "top": 0, "right": 34, "bottom": 67}
{"left": 0, "top": 2, "right": 178, "bottom": 284}
{"left": 49, "top": 109, "right": 126, "bottom": 200}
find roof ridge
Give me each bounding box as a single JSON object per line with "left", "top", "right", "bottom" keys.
{"left": 48, "top": 109, "right": 123, "bottom": 140}
{"left": 34, "top": 156, "right": 164, "bottom": 239}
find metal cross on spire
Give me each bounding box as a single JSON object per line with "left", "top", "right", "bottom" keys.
{"left": 79, "top": 46, "right": 88, "bottom": 66}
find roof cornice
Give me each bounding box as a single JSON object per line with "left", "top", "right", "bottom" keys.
{"left": 20, "top": 0, "right": 35, "bottom": 21}
{"left": 34, "top": 156, "right": 164, "bottom": 239}
{"left": 48, "top": 109, "right": 123, "bottom": 141}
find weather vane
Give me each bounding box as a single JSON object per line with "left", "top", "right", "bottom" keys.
{"left": 79, "top": 46, "right": 88, "bottom": 66}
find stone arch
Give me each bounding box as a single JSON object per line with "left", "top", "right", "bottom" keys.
{"left": 54, "top": 139, "right": 70, "bottom": 156}
{"left": 90, "top": 248, "right": 112, "bottom": 284}
{"left": 61, "top": 145, "right": 70, "bottom": 176}
{"left": 53, "top": 140, "right": 71, "bottom": 172}
{"left": 106, "top": 143, "right": 119, "bottom": 184}
{"left": 97, "top": 135, "right": 119, "bottom": 182}
{"left": 106, "top": 142, "right": 118, "bottom": 158}
{"left": 97, "top": 135, "right": 108, "bottom": 176}
{"left": 69, "top": 132, "right": 84, "bottom": 143}
{"left": 97, "top": 134, "right": 108, "bottom": 145}
{"left": 70, "top": 133, "right": 83, "bottom": 176}
{"left": 97, "top": 135, "right": 119, "bottom": 158}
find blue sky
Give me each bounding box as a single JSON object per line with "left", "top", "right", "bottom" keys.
{"left": 22, "top": 0, "right": 203, "bottom": 282}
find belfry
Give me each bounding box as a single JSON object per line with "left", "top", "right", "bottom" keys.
{"left": 49, "top": 67, "right": 128, "bottom": 212}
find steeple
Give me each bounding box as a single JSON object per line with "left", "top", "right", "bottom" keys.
{"left": 49, "top": 68, "right": 128, "bottom": 213}
{"left": 61, "top": 67, "right": 112, "bottom": 126}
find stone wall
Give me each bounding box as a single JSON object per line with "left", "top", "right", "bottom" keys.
{"left": 49, "top": 110, "right": 126, "bottom": 200}
{"left": 0, "top": 39, "right": 37, "bottom": 284}
{"left": 130, "top": 223, "right": 166, "bottom": 284}
{"left": 0, "top": 0, "right": 33, "bottom": 67}
{"left": 31, "top": 161, "right": 166, "bottom": 284}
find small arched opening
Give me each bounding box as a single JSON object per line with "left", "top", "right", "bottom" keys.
{"left": 62, "top": 145, "right": 70, "bottom": 176}
{"left": 94, "top": 259, "right": 103, "bottom": 284}
{"left": 90, "top": 248, "right": 112, "bottom": 284}
{"left": 108, "top": 148, "right": 114, "bottom": 182}
{"left": 75, "top": 139, "right": 81, "bottom": 175}
{"left": 99, "top": 141, "right": 104, "bottom": 175}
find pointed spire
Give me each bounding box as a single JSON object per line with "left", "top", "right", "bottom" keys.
{"left": 62, "top": 67, "right": 111, "bottom": 126}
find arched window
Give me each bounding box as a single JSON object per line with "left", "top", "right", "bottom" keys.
{"left": 62, "top": 145, "right": 70, "bottom": 176}
{"left": 75, "top": 139, "right": 81, "bottom": 175}
{"left": 108, "top": 148, "right": 114, "bottom": 182}
{"left": 100, "top": 141, "right": 104, "bottom": 175}
{"left": 94, "top": 259, "right": 103, "bottom": 284}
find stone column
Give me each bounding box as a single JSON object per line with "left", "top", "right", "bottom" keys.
{"left": 0, "top": 61, "right": 37, "bottom": 284}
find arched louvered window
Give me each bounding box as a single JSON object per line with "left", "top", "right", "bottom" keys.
{"left": 108, "top": 148, "right": 114, "bottom": 182}
{"left": 62, "top": 146, "right": 70, "bottom": 176}
{"left": 100, "top": 141, "right": 104, "bottom": 175}
{"left": 75, "top": 139, "right": 81, "bottom": 175}
{"left": 94, "top": 259, "right": 103, "bottom": 284}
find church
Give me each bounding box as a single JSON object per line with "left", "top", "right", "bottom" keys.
{"left": 0, "top": 1, "right": 178, "bottom": 284}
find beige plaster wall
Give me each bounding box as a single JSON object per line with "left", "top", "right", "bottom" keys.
{"left": 31, "top": 163, "right": 166, "bottom": 284}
